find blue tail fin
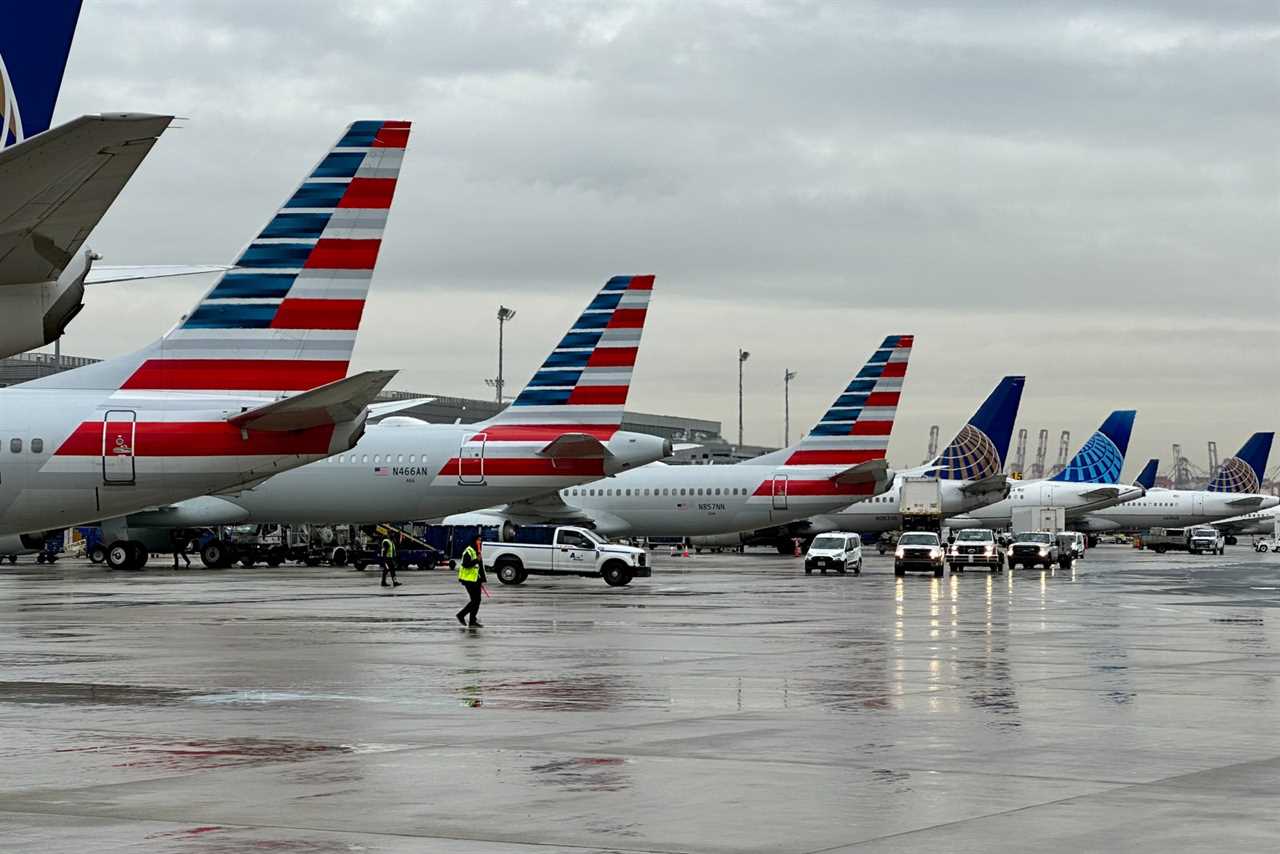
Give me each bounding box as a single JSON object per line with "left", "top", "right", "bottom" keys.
{"left": 930, "top": 376, "right": 1025, "bottom": 480}
{"left": 1049, "top": 410, "right": 1136, "bottom": 484}
{"left": 1133, "top": 458, "right": 1159, "bottom": 490}
{"left": 0, "top": 0, "right": 83, "bottom": 148}
{"left": 1207, "top": 432, "right": 1274, "bottom": 493}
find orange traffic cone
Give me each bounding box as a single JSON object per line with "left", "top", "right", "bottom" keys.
{"left": 793, "top": 539, "right": 802, "bottom": 557}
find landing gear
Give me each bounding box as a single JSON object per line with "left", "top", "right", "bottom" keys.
{"left": 106, "top": 541, "right": 148, "bottom": 570}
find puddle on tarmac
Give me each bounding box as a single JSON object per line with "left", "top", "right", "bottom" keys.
{"left": 529, "top": 756, "right": 632, "bottom": 792}
{"left": 57, "top": 736, "right": 358, "bottom": 771}
{"left": 0, "top": 680, "right": 196, "bottom": 706}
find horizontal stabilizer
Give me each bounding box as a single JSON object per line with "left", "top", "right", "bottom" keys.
{"left": 85, "top": 264, "right": 230, "bottom": 284}
{"left": 1078, "top": 486, "right": 1122, "bottom": 502}
{"left": 1226, "top": 495, "right": 1268, "bottom": 508}
{"left": 538, "top": 433, "right": 613, "bottom": 460}
{"left": 367, "top": 397, "right": 435, "bottom": 419}
{"left": 960, "top": 473, "right": 1010, "bottom": 497}
{"left": 0, "top": 114, "right": 172, "bottom": 286}
{"left": 228, "top": 370, "right": 396, "bottom": 432}
{"left": 831, "top": 458, "right": 890, "bottom": 486}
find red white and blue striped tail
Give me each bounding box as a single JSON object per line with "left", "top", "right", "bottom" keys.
{"left": 480, "top": 275, "right": 655, "bottom": 437}
{"left": 755, "top": 334, "right": 913, "bottom": 467}
{"left": 29, "top": 121, "right": 410, "bottom": 394}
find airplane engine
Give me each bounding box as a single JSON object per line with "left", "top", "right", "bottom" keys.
{"left": 0, "top": 250, "right": 92, "bottom": 359}
{"left": 604, "top": 433, "right": 672, "bottom": 475}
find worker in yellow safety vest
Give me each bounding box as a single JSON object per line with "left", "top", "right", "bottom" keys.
{"left": 455, "top": 533, "right": 486, "bottom": 627}
{"left": 380, "top": 534, "right": 401, "bottom": 588}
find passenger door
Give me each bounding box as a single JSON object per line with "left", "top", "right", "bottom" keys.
{"left": 458, "top": 432, "right": 486, "bottom": 485}
{"left": 102, "top": 410, "right": 137, "bottom": 485}
{"left": 771, "top": 475, "right": 789, "bottom": 510}
{"left": 554, "top": 529, "right": 596, "bottom": 573}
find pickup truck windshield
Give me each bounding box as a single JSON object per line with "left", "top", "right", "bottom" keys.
{"left": 1017, "top": 532, "right": 1054, "bottom": 544}
{"left": 1190, "top": 528, "right": 1217, "bottom": 537}
{"left": 955, "top": 531, "right": 992, "bottom": 542}
{"left": 899, "top": 533, "right": 939, "bottom": 546}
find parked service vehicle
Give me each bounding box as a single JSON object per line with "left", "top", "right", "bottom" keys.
{"left": 805, "top": 532, "right": 862, "bottom": 575}
{"left": 894, "top": 531, "right": 945, "bottom": 577}
{"left": 1187, "top": 526, "right": 1226, "bottom": 555}
{"left": 1008, "top": 531, "right": 1069, "bottom": 569}
{"left": 947, "top": 529, "right": 1004, "bottom": 573}
{"left": 486, "top": 525, "right": 650, "bottom": 587}
{"left": 1057, "top": 531, "right": 1086, "bottom": 560}
{"left": 1142, "top": 527, "right": 1191, "bottom": 554}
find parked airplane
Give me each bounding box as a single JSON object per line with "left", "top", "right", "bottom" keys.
{"left": 445, "top": 334, "right": 913, "bottom": 538}
{"left": 0, "top": 120, "right": 411, "bottom": 555}
{"left": 101, "top": 275, "right": 675, "bottom": 566}
{"left": 1077, "top": 433, "right": 1277, "bottom": 533}
{"left": 695, "top": 375, "right": 1025, "bottom": 550}
{"left": 945, "top": 410, "right": 1143, "bottom": 529}
{"left": 1211, "top": 506, "right": 1280, "bottom": 538}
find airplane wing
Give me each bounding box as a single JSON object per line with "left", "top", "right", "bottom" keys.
{"left": 0, "top": 113, "right": 172, "bottom": 286}
{"left": 228, "top": 370, "right": 397, "bottom": 432}
{"left": 1077, "top": 486, "right": 1121, "bottom": 502}
{"left": 960, "top": 473, "right": 1010, "bottom": 497}
{"left": 85, "top": 264, "right": 229, "bottom": 284}
{"left": 830, "top": 458, "right": 890, "bottom": 486}
{"left": 538, "top": 433, "right": 614, "bottom": 460}
{"left": 1226, "top": 496, "right": 1269, "bottom": 509}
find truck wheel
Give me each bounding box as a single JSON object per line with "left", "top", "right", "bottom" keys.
{"left": 854, "top": 559, "right": 862, "bottom": 576}
{"left": 304, "top": 556, "right": 321, "bottom": 567}
{"left": 496, "top": 560, "right": 526, "bottom": 586}
{"left": 353, "top": 558, "right": 368, "bottom": 570}
{"left": 200, "top": 541, "right": 227, "bottom": 569}
{"left": 894, "top": 563, "right": 905, "bottom": 577}
{"left": 331, "top": 547, "right": 348, "bottom": 567}
{"left": 933, "top": 567, "right": 944, "bottom": 577}
{"left": 602, "top": 562, "right": 632, "bottom": 587}
{"left": 1225, "top": 536, "right": 1237, "bottom": 546}
{"left": 1153, "top": 546, "right": 1166, "bottom": 554}
{"left": 86, "top": 544, "right": 106, "bottom": 564}
{"left": 240, "top": 558, "right": 256, "bottom": 568}
{"left": 804, "top": 566, "right": 812, "bottom": 575}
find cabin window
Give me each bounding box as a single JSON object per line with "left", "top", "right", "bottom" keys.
{"left": 397, "top": 454, "right": 404, "bottom": 463}
{"left": 361, "top": 455, "right": 369, "bottom": 464}
{"left": 31, "top": 438, "right": 43, "bottom": 454}
{"left": 9, "top": 438, "right": 20, "bottom": 453}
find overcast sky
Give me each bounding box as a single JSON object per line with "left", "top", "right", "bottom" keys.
{"left": 50, "top": 0, "right": 1278, "bottom": 476}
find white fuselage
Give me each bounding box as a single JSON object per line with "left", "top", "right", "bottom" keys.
{"left": 1077, "top": 490, "right": 1280, "bottom": 533}
{"left": 803, "top": 474, "right": 1006, "bottom": 536}
{"left": 945, "top": 479, "right": 1145, "bottom": 530}
{"left": 124, "top": 419, "right": 670, "bottom": 528}
{"left": 0, "top": 387, "right": 361, "bottom": 536}
{"left": 456, "top": 459, "right": 890, "bottom": 538}
{"left": 1210, "top": 506, "right": 1280, "bottom": 536}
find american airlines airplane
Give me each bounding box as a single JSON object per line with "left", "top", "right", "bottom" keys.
{"left": 707, "top": 375, "right": 1026, "bottom": 549}
{"left": 0, "top": 120, "right": 411, "bottom": 555}
{"left": 1077, "top": 433, "right": 1277, "bottom": 533}
{"left": 445, "top": 334, "right": 913, "bottom": 537}
{"left": 0, "top": 8, "right": 221, "bottom": 358}
{"left": 945, "top": 410, "right": 1144, "bottom": 529}
{"left": 99, "top": 275, "right": 673, "bottom": 566}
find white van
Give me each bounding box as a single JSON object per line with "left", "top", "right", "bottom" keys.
{"left": 804, "top": 532, "right": 862, "bottom": 576}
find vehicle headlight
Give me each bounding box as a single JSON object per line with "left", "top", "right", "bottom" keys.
{"left": 929, "top": 547, "right": 942, "bottom": 558}
{"left": 894, "top": 547, "right": 906, "bottom": 558}
{"left": 1038, "top": 546, "right": 1049, "bottom": 555}
{"left": 983, "top": 545, "right": 993, "bottom": 554}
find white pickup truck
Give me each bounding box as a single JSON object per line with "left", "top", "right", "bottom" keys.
{"left": 485, "top": 525, "right": 650, "bottom": 587}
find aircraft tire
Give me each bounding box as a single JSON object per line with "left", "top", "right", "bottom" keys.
{"left": 106, "top": 541, "right": 135, "bottom": 570}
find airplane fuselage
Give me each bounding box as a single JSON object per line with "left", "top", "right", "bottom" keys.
{"left": 804, "top": 474, "right": 1007, "bottom": 536}
{"left": 1077, "top": 490, "right": 1280, "bottom": 533}
{"left": 945, "top": 479, "right": 1145, "bottom": 530}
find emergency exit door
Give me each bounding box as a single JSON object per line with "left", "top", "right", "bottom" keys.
{"left": 458, "top": 432, "right": 487, "bottom": 485}
{"left": 771, "top": 475, "right": 789, "bottom": 510}
{"left": 102, "top": 410, "right": 137, "bottom": 485}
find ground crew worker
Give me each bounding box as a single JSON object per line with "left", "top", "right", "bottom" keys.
{"left": 456, "top": 533, "right": 486, "bottom": 627}
{"left": 380, "top": 533, "right": 401, "bottom": 587}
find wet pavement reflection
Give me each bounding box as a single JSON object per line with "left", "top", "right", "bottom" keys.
{"left": 0, "top": 545, "right": 1278, "bottom": 852}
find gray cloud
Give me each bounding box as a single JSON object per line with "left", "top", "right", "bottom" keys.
{"left": 47, "top": 0, "right": 1278, "bottom": 475}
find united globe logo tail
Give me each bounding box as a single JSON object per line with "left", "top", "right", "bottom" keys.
{"left": 1207, "top": 432, "right": 1274, "bottom": 494}
{"left": 1049, "top": 410, "right": 1136, "bottom": 484}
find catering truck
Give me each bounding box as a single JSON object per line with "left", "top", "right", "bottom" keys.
{"left": 485, "top": 525, "right": 650, "bottom": 587}
{"left": 899, "top": 477, "right": 943, "bottom": 533}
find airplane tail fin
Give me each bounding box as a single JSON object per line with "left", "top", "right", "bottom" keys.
{"left": 1207, "top": 432, "right": 1274, "bottom": 493}
{"left": 929, "top": 376, "right": 1024, "bottom": 480}
{"left": 24, "top": 120, "right": 410, "bottom": 395}
{"left": 1048, "top": 410, "right": 1136, "bottom": 484}
{"left": 752, "top": 334, "right": 913, "bottom": 467}
{"left": 1133, "top": 458, "right": 1159, "bottom": 490}
{"left": 480, "top": 275, "right": 655, "bottom": 435}
{"left": 0, "top": 0, "right": 83, "bottom": 148}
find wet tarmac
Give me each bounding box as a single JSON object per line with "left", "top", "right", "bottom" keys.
{"left": 2, "top": 544, "right": 1279, "bottom": 852}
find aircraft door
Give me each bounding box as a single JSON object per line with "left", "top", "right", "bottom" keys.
{"left": 1192, "top": 494, "right": 1205, "bottom": 518}
{"left": 458, "top": 432, "right": 486, "bottom": 485}
{"left": 1039, "top": 483, "right": 1056, "bottom": 506}
{"left": 102, "top": 410, "right": 137, "bottom": 485}
{"left": 771, "top": 475, "right": 789, "bottom": 510}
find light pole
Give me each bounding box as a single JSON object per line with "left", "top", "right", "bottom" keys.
{"left": 784, "top": 369, "right": 797, "bottom": 446}
{"left": 737, "top": 349, "right": 750, "bottom": 446}
{"left": 489, "top": 305, "right": 517, "bottom": 403}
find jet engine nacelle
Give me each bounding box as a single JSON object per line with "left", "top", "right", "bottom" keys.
{"left": 0, "top": 250, "right": 92, "bottom": 359}
{"left": 604, "top": 432, "right": 673, "bottom": 475}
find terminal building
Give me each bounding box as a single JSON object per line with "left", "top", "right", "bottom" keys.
{"left": 0, "top": 353, "right": 777, "bottom": 465}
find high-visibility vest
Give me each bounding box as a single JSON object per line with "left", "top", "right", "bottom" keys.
{"left": 381, "top": 538, "right": 396, "bottom": 558}
{"left": 458, "top": 545, "right": 481, "bottom": 582}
